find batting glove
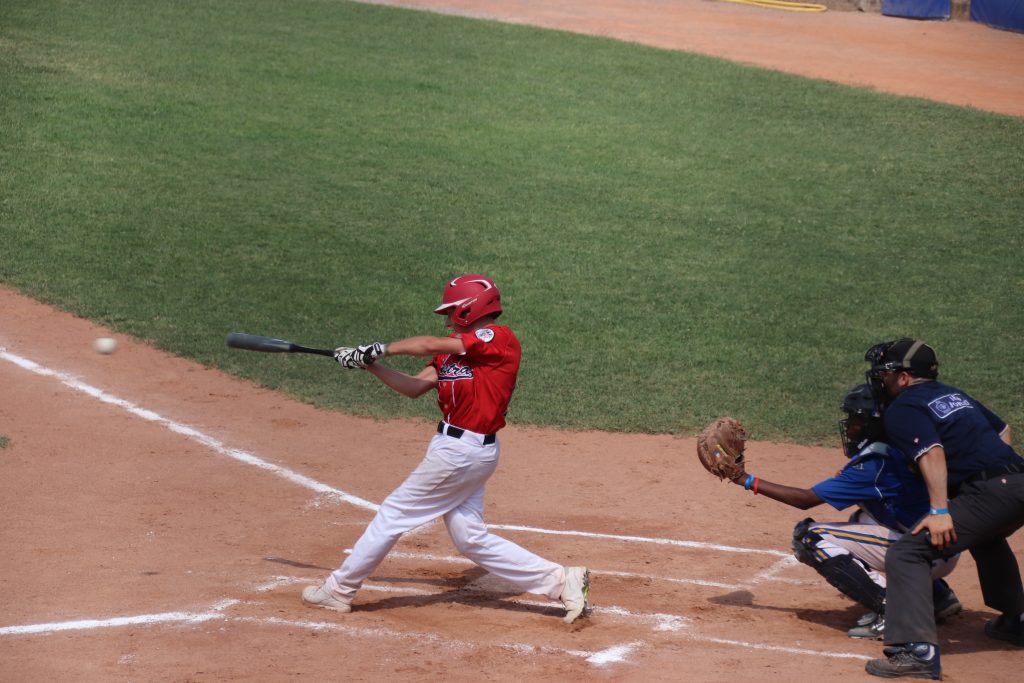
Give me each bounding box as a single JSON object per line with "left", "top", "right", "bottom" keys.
{"left": 334, "top": 346, "right": 366, "bottom": 369}
{"left": 356, "top": 342, "right": 388, "bottom": 366}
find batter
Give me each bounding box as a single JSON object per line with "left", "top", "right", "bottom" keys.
{"left": 302, "top": 274, "right": 590, "bottom": 624}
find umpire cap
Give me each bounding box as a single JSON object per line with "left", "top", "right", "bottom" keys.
{"left": 871, "top": 338, "right": 939, "bottom": 379}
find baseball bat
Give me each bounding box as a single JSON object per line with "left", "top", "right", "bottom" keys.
{"left": 226, "top": 332, "right": 335, "bottom": 357}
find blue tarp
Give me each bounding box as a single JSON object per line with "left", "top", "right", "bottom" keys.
{"left": 971, "top": 0, "right": 1024, "bottom": 32}
{"left": 882, "top": 0, "right": 951, "bottom": 18}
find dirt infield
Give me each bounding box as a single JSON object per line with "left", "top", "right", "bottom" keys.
{"left": 2, "top": 284, "right": 1022, "bottom": 683}
{"left": 2, "top": 4, "right": 1023, "bottom": 680}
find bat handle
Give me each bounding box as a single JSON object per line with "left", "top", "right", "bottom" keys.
{"left": 294, "top": 345, "right": 336, "bottom": 357}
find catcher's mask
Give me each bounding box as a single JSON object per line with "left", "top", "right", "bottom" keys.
{"left": 434, "top": 274, "right": 502, "bottom": 327}
{"left": 864, "top": 338, "right": 939, "bottom": 401}
{"left": 839, "top": 383, "right": 886, "bottom": 458}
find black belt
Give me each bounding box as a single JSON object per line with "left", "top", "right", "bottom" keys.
{"left": 955, "top": 462, "right": 1024, "bottom": 492}
{"left": 437, "top": 421, "right": 496, "bottom": 445}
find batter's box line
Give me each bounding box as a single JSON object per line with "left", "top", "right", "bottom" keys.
{"left": 344, "top": 549, "right": 806, "bottom": 590}
{"left": 0, "top": 588, "right": 869, "bottom": 664}
{"left": 749, "top": 555, "right": 808, "bottom": 585}
{"left": 0, "top": 579, "right": 648, "bottom": 667}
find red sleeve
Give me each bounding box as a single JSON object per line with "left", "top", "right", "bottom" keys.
{"left": 459, "top": 326, "right": 506, "bottom": 362}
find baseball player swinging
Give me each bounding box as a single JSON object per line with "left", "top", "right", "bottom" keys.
{"left": 302, "top": 274, "right": 590, "bottom": 623}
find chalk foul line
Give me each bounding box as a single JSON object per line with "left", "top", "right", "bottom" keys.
{"left": 0, "top": 580, "right": 869, "bottom": 662}
{"left": 0, "top": 349, "right": 378, "bottom": 512}
{"left": 1, "top": 347, "right": 790, "bottom": 561}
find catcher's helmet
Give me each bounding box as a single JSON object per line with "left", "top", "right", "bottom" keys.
{"left": 839, "top": 383, "right": 886, "bottom": 458}
{"left": 433, "top": 274, "right": 502, "bottom": 327}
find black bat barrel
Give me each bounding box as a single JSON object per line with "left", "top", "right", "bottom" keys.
{"left": 226, "top": 332, "right": 295, "bottom": 352}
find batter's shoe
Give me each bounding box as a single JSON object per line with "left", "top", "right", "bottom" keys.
{"left": 848, "top": 612, "right": 885, "bottom": 640}
{"left": 560, "top": 566, "right": 590, "bottom": 624}
{"left": 865, "top": 642, "right": 941, "bottom": 680}
{"left": 302, "top": 584, "right": 352, "bottom": 613}
{"left": 984, "top": 613, "right": 1024, "bottom": 646}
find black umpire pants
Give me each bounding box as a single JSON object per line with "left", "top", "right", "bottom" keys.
{"left": 884, "top": 471, "right": 1024, "bottom": 646}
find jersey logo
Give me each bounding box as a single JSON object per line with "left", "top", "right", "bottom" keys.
{"left": 438, "top": 360, "right": 474, "bottom": 381}
{"left": 928, "top": 393, "right": 972, "bottom": 420}
{"left": 475, "top": 328, "right": 495, "bottom": 343}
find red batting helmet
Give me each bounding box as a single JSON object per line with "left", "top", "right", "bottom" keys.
{"left": 433, "top": 274, "right": 503, "bottom": 326}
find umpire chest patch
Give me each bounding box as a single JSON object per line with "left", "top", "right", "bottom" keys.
{"left": 475, "top": 328, "right": 495, "bottom": 343}
{"left": 928, "top": 393, "right": 972, "bottom": 420}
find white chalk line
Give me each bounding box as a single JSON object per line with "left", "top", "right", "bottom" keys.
{"left": 684, "top": 635, "right": 871, "bottom": 661}
{"left": 0, "top": 579, "right": 867, "bottom": 662}
{"left": 355, "top": 581, "right": 692, "bottom": 633}
{"left": 0, "top": 349, "right": 378, "bottom": 513}
{"left": 349, "top": 549, "right": 762, "bottom": 591}
{"left": 0, "top": 347, "right": 790, "bottom": 561}
{"left": 233, "top": 615, "right": 642, "bottom": 666}
{"left": 750, "top": 555, "right": 807, "bottom": 585}
{"left": 1, "top": 348, "right": 830, "bottom": 666}
{"left": 0, "top": 611, "right": 223, "bottom": 636}
{"left": 489, "top": 524, "right": 790, "bottom": 557}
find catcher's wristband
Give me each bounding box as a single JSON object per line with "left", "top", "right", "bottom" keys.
{"left": 928, "top": 506, "right": 949, "bottom": 515}
{"left": 743, "top": 474, "right": 760, "bottom": 494}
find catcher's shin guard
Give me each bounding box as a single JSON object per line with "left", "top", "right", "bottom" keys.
{"left": 791, "top": 519, "right": 886, "bottom": 614}
{"left": 817, "top": 554, "right": 887, "bottom": 615}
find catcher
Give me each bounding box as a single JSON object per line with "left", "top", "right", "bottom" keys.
{"left": 697, "top": 385, "right": 961, "bottom": 639}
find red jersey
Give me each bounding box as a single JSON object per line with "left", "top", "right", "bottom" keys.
{"left": 430, "top": 324, "right": 521, "bottom": 434}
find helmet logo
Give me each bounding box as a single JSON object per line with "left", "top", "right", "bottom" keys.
{"left": 450, "top": 277, "right": 493, "bottom": 290}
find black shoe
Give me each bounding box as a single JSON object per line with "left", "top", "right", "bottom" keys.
{"left": 865, "top": 643, "right": 941, "bottom": 680}
{"left": 985, "top": 614, "right": 1024, "bottom": 646}
{"left": 931, "top": 580, "right": 962, "bottom": 622}
{"left": 933, "top": 592, "right": 962, "bottom": 622}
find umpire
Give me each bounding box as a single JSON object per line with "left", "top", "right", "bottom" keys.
{"left": 863, "top": 339, "right": 1024, "bottom": 680}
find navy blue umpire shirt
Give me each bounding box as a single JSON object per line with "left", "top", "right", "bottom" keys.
{"left": 882, "top": 381, "right": 1021, "bottom": 487}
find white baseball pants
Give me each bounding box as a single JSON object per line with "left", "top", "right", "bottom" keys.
{"left": 326, "top": 431, "right": 565, "bottom": 602}
{"left": 810, "top": 509, "right": 959, "bottom": 588}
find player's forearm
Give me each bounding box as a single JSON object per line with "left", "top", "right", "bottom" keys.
{"left": 732, "top": 477, "right": 822, "bottom": 509}
{"left": 366, "top": 364, "right": 435, "bottom": 398}
{"left": 384, "top": 336, "right": 465, "bottom": 358}
{"left": 916, "top": 446, "right": 950, "bottom": 509}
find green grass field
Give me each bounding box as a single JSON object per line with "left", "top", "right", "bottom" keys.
{"left": 3, "top": 0, "right": 1022, "bottom": 443}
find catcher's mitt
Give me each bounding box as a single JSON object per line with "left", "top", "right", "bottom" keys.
{"left": 696, "top": 416, "right": 748, "bottom": 481}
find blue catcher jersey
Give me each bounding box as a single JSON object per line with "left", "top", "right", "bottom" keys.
{"left": 883, "top": 381, "right": 1021, "bottom": 486}
{"left": 811, "top": 442, "right": 929, "bottom": 531}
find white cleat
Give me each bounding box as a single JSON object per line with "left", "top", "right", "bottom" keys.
{"left": 302, "top": 584, "right": 352, "bottom": 613}
{"left": 560, "top": 567, "right": 590, "bottom": 624}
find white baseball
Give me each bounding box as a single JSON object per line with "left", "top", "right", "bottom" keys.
{"left": 94, "top": 337, "right": 118, "bottom": 354}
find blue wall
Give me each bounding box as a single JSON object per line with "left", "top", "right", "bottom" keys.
{"left": 971, "top": 0, "right": 1024, "bottom": 31}
{"left": 882, "top": 0, "right": 951, "bottom": 18}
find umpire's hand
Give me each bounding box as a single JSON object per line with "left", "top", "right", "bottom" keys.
{"left": 913, "top": 512, "right": 956, "bottom": 550}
